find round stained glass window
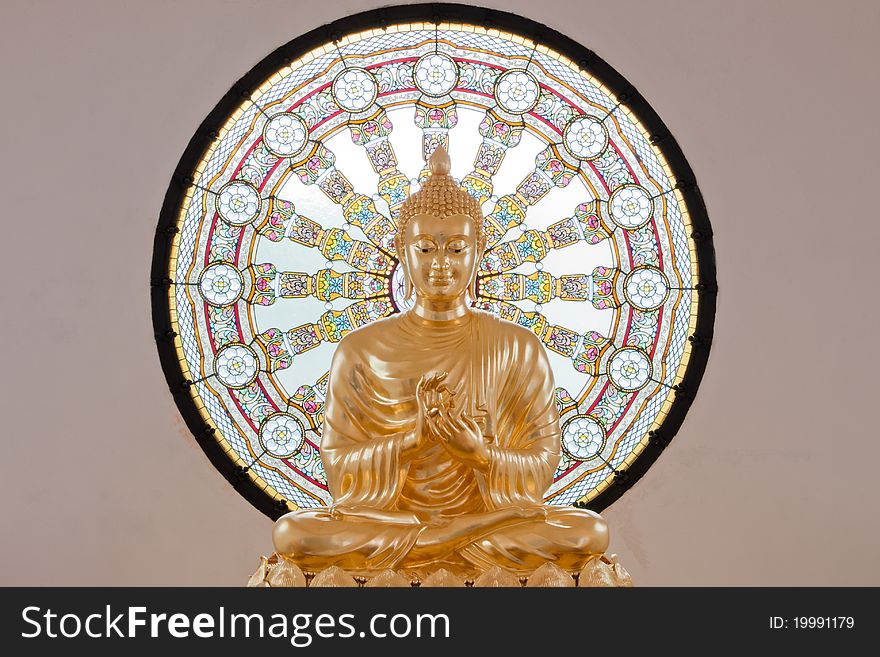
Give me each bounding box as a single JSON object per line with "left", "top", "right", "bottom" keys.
{"left": 152, "top": 5, "right": 716, "bottom": 518}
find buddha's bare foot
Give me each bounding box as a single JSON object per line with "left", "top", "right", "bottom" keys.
{"left": 512, "top": 505, "right": 547, "bottom": 520}
{"left": 415, "top": 508, "right": 544, "bottom": 549}
{"left": 420, "top": 511, "right": 452, "bottom": 528}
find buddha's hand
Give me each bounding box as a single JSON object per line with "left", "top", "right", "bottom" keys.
{"left": 430, "top": 405, "right": 490, "bottom": 471}
{"left": 403, "top": 372, "right": 453, "bottom": 460}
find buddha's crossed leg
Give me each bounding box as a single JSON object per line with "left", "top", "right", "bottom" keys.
{"left": 273, "top": 505, "right": 608, "bottom": 574}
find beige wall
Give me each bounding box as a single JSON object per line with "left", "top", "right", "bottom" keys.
{"left": 1, "top": 0, "right": 877, "bottom": 585}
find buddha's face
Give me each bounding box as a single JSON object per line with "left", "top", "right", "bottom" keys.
{"left": 400, "top": 212, "right": 479, "bottom": 302}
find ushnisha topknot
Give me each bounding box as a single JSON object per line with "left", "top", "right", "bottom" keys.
{"left": 396, "top": 146, "right": 485, "bottom": 251}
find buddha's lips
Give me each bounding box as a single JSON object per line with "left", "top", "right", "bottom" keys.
{"left": 429, "top": 276, "right": 453, "bottom": 286}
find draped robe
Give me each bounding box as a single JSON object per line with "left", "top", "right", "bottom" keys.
{"left": 273, "top": 309, "right": 608, "bottom": 575}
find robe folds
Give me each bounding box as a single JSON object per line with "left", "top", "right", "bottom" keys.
{"left": 274, "top": 309, "right": 608, "bottom": 574}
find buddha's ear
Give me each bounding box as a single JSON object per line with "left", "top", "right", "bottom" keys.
{"left": 470, "top": 239, "right": 485, "bottom": 302}
{"left": 474, "top": 218, "right": 486, "bottom": 259}
{"left": 393, "top": 233, "right": 414, "bottom": 301}
{"left": 475, "top": 239, "right": 486, "bottom": 264}
{"left": 404, "top": 272, "right": 414, "bottom": 301}
{"left": 468, "top": 275, "right": 479, "bottom": 303}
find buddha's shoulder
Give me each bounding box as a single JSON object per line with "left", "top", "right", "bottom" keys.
{"left": 334, "top": 313, "right": 405, "bottom": 355}
{"left": 335, "top": 310, "right": 544, "bottom": 354}
{"left": 473, "top": 309, "right": 545, "bottom": 352}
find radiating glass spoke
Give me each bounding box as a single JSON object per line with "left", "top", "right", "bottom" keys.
{"left": 254, "top": 298, "right": 395, "bottom": 372}
{"left": 460, "top": 109, "right": 525, "bottom": 203}
{"left": 288, "top": 142, "right": 397, "bottom": 253}
{"left": 348, "top": 108, "right": 410, "bottom": 219}
{"left": 482, "top": 144, "right": 580, "bottom": 246}
{"left": 479, "top": 266, "right": 621, "bottom": 309}
{"left": 247, "top": 265, "right": 389, "bottom": 306}
{"left": 257, "top": 198, "right": 394, "bottom": 274}
{"left": 473, "top": 300, "right": 612, "bottom": 374}
{"left": 414, "top": 99, "right": 458, "bottom": 182}
{"left": 479, "top": 202, "right": 610, "bottom": 273}
{"left": 287, "top": 371, "right": 329, "bottom": 425}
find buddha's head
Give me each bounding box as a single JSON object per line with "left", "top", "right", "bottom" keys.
{"left": 395, "top": 147, "right": 485, "bottom": 303}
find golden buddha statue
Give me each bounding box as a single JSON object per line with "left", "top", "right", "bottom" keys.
{"left": 271, "top": 147, "right": 611, "bottom": 581}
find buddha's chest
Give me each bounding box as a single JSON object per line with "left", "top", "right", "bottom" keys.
{"left": 370, "top": 349, "right": 498, "bottom": 426}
